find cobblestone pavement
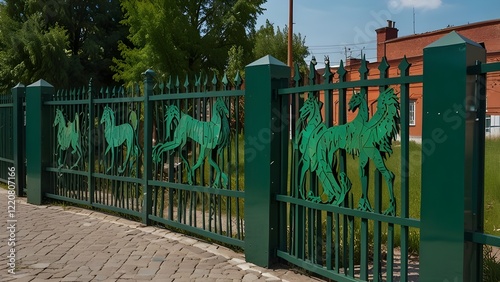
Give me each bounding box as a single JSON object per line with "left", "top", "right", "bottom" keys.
{"left": 0, "top": 189, "right": 323, "bottom": 282}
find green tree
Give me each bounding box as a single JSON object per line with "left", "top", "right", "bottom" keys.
{"left": 113, "top": 0, "right": 266, "bottom": 83}
{"left": 0, "top": 0, "right": 127, "bottom": 90}
{"left": 226, "top": 45, "right": 245, "bottom": 81}
{"left": 252, "top": 20, "right": 309, "bottom": 74}
{"left": 0, "top": 9, "right": 71, "bottom": 90}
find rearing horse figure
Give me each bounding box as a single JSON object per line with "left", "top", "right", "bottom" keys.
{"left": 53, "top": 109, "right": 82, "bottom": 169}
{"left": 153, "top": 98, "right": 231, "bottom": 188}
{"left": 100, "top": 106, "right": 138, "bottom": 174}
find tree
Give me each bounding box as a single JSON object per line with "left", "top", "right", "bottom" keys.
{"left": 0, "top": 0, "right": 127, "bottom": 91}
{"left": 113, "top": 0, "right": 266, "bottom": 83}
{"left": 0, "top": 9, "right": 71, "bottom": 90}
{"left": 252, "top": 20, "right": 310, "bottom": 74}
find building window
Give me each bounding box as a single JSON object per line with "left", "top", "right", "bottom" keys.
{"left": 409, "top": 100, "right": 416, "bottom": 126}
{"left": 486, "top": 115, "right": 491, "bottom": 133}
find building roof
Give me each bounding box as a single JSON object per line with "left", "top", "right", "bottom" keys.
{"left": 385, "top": 18, "right": 500, "bottom": 44}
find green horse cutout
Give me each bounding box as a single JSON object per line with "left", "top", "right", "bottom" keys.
{"left": 53, "top": 109, "right": 83, "bottom": 169}
{"left": 153, "top": 98, "right": 230, "bottom": 188}
{"left": 100, "top": 106, "right": 139, "bottom": 174}
{"left": 295, "top": 88, "right": 400, "bottom": 215}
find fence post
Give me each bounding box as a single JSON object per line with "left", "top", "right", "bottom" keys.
{"left": 244, "top": 55, "right": 290, "bottom": 267}
{"left": 11, "top": 83, "right": 25, "bottom": 196}
{"left": 142, "top": 69, "right": 155, "bottom": 225}
{"left": 420, "top": 31, "right": 486, "bottom": 281}
{"left": 25, "top": 80, "right": 54, "bottom": 205}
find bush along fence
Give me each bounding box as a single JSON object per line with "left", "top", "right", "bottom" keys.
{"left": 3, "top": 32, "right": 500, "bottom": 281}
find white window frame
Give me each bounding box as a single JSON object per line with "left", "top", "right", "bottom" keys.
{"left": 409, "top": 100, "right": 416, "bottom": 126}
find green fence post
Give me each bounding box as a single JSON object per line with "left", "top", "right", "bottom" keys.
{"left": 244, "top": 55, "right": 290, "bottom": 267}
{"left": 26, "top": 80, "right": 54, "bottom": 205}
{"left": 11, "top": 83, "right": 25, "bottom": 196}
{"left": 420, "top": 31, "right": 486, "bottom": 281}
{"left": 142, "top": 69, "right": 155, "bottom": 225}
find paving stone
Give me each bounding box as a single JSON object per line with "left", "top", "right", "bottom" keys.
{"left": 29, "top": 263, "right": 50, "bottom": 269}
{"left": 242, "top": 273, "right": 260, "bottom": 281}
{"left": 0, "top": 189, "right": 324, "bottom": 282}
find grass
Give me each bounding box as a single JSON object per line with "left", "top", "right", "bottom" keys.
{"left": 483, "top": 245, "right": 500, "bottom": 281}
{"left": 281, "top": 137, "right": 500, "bottom": 267}
{"left": 484, "top": 138, "right": 500, "bottom": 235}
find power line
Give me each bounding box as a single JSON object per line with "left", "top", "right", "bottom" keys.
{"left": 308, "top": 40, "right": 377, "bottom": 48}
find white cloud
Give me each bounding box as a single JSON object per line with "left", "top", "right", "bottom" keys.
{"left": 389, "top": 0, "right": 442, "bottom": 10}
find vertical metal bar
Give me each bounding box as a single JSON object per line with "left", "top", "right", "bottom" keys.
{"left": 349, "top": 211, "right": 354, "bottom": 277}
{"left": 387, "top": 223, "right": 394, "bottom": 281}
{"left": 12, "top": 84, "right": 26, "bottom": 196}
{"left": 235, "top": 94, "right": 241, "bottom": 239}
{"left": 337, "top": 62, "right": 350, "bottom": 276}
{"left": 334, "top": 213, "right": 339, "bottom": 273}
{"left": 374, "top": 58, "right": 390, "bottom": 281}
{"left": 359, "top": 58, "right": 370, "bottom": 281}
{"left": 326, "top": 212, "right": 332, "bottom": 270}
{"left": 280, "top": 92, "right": 290, "bottom": 252}
{"left": 399, "top": 56, "right": 411, "bottom": 281}
{"left": 143, "top": 69, "right": 155, "bottom": 225}
{"left": 472, "top": 61, "right": 487, "bottom": 282}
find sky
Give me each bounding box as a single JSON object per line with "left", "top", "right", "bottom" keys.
{"left": 256, "top": 0, "right": 500, "bottom": 67}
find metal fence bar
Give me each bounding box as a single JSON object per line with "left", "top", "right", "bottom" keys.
{"left": 12, "top": 84, "right": 26, "bottom": 196}
{"left": 399, "top": 56, "right": 412, "bottom": 282}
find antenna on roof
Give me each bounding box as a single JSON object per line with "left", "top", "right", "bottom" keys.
{"left": 413, "top": 7, "right": 416, "bottom": 34}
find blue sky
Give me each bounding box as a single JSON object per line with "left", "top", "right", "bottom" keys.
{"left": 256, "top": 0, "right": 500, "bottom": 67}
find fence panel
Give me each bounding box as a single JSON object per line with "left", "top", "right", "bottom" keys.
{"left": 147, "top": 72, "right": 245, "bottom": 248}
{"left": 28, "top": 70, "right": 245, "bottom": 248}
{"left": 0, "top": 85, "right": 26, "bottom": 196}
{"left": 0, "top": 93, "right": 14, "bottom": 183}
{"left": 269, "top": 56, "right": 422, "bottom": 281}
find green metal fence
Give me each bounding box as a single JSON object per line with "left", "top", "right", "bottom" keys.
{"left": 14, "top": 31, "right": 500, "bottom": 281}
{"left": 25, "top": 70, "right": 245, "bottom": 248}
{"left": 275, "top": 57, "right": 421, "bottom": 281}
{"left": 0, "top": 93, "right": 14, "bottom": 183}
{"left": 147, "top": 72, "right": 245, "bottom": 247}
{"left": 0, "top": 85, "right": 26, "bottom": 195}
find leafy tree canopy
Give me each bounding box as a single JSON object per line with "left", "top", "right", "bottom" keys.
{"left": 113, "top": 0, "right": 266, "bottom": 83}
{"left": 0, "top": 0, "right": 127, "bottom": 91}
{"left": 252, "top": 20, "right": 310, "bottom": 75}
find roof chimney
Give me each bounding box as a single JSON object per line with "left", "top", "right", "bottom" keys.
{"left": 375, "top": 20, "right": 399, "bottom": 61}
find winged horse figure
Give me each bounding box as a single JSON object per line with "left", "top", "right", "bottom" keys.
{"left": 295, "top": 88, "right": 400, "bottom": 215}
{"left": 152, "top": 98, "right": 231, "bottom": 188}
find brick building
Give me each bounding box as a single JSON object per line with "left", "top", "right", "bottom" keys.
{"left": 324, "top": 18, "right": 500, "bottom": 140}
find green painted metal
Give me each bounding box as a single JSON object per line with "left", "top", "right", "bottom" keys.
{"left": 15, "top": 30, "right": 500, "bottom": 281}
{"left": 274, "top": 50, "right": 421, "bottom": 281}
{"left": 152, "top": 97, "right": 230, "bottom": 188}
{"left": 398, "top": 56, "right": 411, "bottom": 281}
{"left": 143, "top": 68, "right": 155, "bottom": 225}
{"left": 420, "top": 31, "right": 486, "bottom": 281}
{"left": 0, "top": 94, "right": 14, "bottom": 185}
{"left": 12, "top": 84, "right": 26, "bottom": 196}
{"left": 26, "top": 80, "right": 54, "bottom": 204}
{"left": 100, "top": 106, "right": 139, "bottom": 174}
{"left": 53, "top": 109, "right": 83, "bottom": 169}
{"left": 244, "top": 55, "right": 290, "bottom": 267}
{"left": 294, "top": 88, "right": 400, "bottom": 215}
